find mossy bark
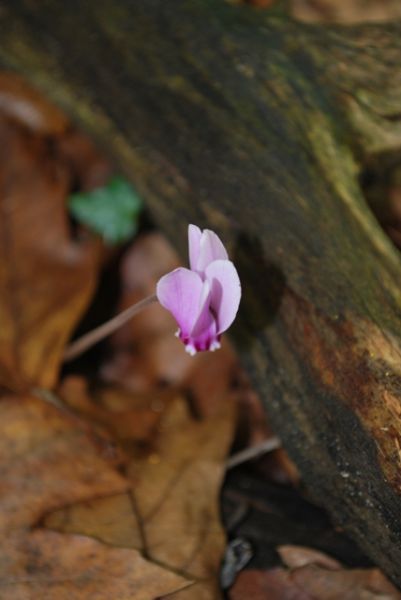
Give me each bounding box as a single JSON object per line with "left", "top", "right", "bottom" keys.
{"left": 1, "top": 0, "right": 401, "bottom": 585}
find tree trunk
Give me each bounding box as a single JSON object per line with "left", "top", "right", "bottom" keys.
{"left": 1, "top": 0, "right": 401, "bottom": 586}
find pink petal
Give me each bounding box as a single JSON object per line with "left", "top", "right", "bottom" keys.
{"left": 156, "top": 267, "right": 203, "bottom": 336}
{"left": 190, "top": 279, "right": 214, "bottom": 338}
{"left": 196, "top": 229, "right": 229, "bottom": 272}
{"left": 205, "top": 260, "right": 241, "bottom": 334}
{"left": 188, "top": 224, "right": 202, "bottom": 271}
{"left": 189, "top": 280, "right": 219, "bottom": 352}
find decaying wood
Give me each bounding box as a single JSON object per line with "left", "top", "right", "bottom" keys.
{"left": 1, "top": 0, "right": 401, "bottom": 586}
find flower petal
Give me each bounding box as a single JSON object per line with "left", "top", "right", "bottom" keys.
{"left": 187, "top": 279, "right": 220, "bottom": 353}
{"left": 205, "top": 259, "right": 241, "bottom": 334}
{"left": 197, "top": 229, "right": 229, "bottom": 272}
{"left": 190, "top": 279, "right": 213, "bottom": 338}
{"left": 188, "top": 224, "right": 202, "bottom": 271}
{"left": 156, "top": 267, "right": 203, "bottom": 336}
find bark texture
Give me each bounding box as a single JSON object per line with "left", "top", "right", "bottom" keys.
{"left": 1, "top": 0, "right": 401, "bottom": 585}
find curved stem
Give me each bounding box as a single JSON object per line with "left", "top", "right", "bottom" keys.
{"left": 64, "top": 293, "right": 158, "bottom": 362}
{"left": 226, "top": 436, "right": 281, "bottom": 470}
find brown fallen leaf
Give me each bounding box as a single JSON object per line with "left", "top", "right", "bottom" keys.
{"left": 229, "top": 545, "right": 401, "bottom": 600}
{"left": 43, "top": 493, "right": 143, "bottom": 550}
{"left": 278, "top": 544, "right": 342, "bottom": 570}
{"left": 290, "top": 0, "right": 401, "bottom": 23}
{"left": 58, "top": 375, "right": 173, "bottom": 443}
{"left": 290, "top": 564, "right": 401, "bottom": 600}
{"left": 229, "top": 568, "right": 311, "bottom": 600}
{"left": 278, "top": 545, "right": 401, "bottom": 598}
{"left": 0, "top": 71, "right": 69, "bottom": 135}
{"left": 0, "top": 393, "right": 188, "bottom": 599}
{"left": 0, "top": 394, "right": 126, "bottom": 533}
{"left": 0, "top": 116, "right": 100, "bottom": 391}
{"left": 4, "top": 530, "right": 189, "bottom": 600}
{"left": 55, "top": 127, "right": 112, "bottom": 192}
{"left": 46, "top": 377, "right": 236, "bottom": 599}
{"left": 181, "top": 341, "right": 239, "bottom": 418}
{"left": 129, "top": 396, "right": 234, "bottom": 582}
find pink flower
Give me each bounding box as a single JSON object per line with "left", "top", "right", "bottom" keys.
{"left": 156, "top": 225, "right": 241, "bottom": 355}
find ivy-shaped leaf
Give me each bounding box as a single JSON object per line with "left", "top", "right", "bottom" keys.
{"left": 69, "top": 176, "right": 143, "bottom": 244}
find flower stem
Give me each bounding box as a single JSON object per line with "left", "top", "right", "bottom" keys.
{"left": 63, "top": 293, "right": 158, "bottom": 362}
{"left": 226, "top": 436, "right": 281, "bottom": 470}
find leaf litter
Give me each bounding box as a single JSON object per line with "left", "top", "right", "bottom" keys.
{"left": 0, "top": 70, "right": 400, "bottom": 600}
{"left": 0, "top": 394, "right": 187, "bottom": 599}
{"left": 0, "top": 115, "right": 100, "bottom": 392}
{"left": 229, "top": 545, "right": 401, "bottom": 599}
{"left": 48, "top": 376, "right": 235, "bottom": 599}
{"left": 0, "top": 73, "right": 237, "bottom": 599}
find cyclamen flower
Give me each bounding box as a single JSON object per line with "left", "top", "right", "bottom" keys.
{"left": 157, "top": 225, "right": 241, "bottom": 355}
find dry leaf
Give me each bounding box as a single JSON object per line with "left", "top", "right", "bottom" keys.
{"left": 55, "top": 128, "right": 112, "bottom": 192}
{"left": 44, "top": 493, "right": 143, "bottom": 550}
{"left": 46, "top": 378, "right": 236, "bottom": 599}
{"left": 4, "top": 530, "right": 189, "bottom": 600}
{"left": 0, "top": 394, "right": 127, "bottom": 533}
{"left": 290, "top": 0, "right": 401, "bottom": 23}
{"left": 0, "top": 116, "right": 100, "bottom": 391}
{"left": 229, "top": 568, "right": 311, "bottom": 600}
{"left": 229, "top": 545, "right": 401, "bottom": 600}
{"left": 0, "top": 71, "right": 68, "bottom": 135}
{"left": 0, "top": 393, "right": 188, "bottom": 599}
{"left": 129, "top": 397, "right": 234, "bottom": 583}
{"left": 278, "top": 544, "right": 342, "bottom": 570}
{"left": 58, "top": 375, "right": 173, "bottom": 443}
{"left": 181, "top": 342, "right": 239, "bottom": 418}
{"left": 291, "top": 564, "right": 401, "bottom": 600}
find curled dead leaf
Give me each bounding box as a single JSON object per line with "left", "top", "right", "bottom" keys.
{"left": 278, "top": 544, "right": 342, "bottom": 570}
{"left": 55, "top": 128, "right": 112, "bottom": 192}
{"left": 3, "top": 530, "right": 189, "bottom": 600}
{"left": 229, "top": 546, "right": 401, "bottom": 600}
{"left": 290, "top": 0, "right": 401, "bottom": 23}
{"left": 47, "top": 378, "right": 237, "bottom": 599}
{"left": 0, "top": 72, "right": 68, "bottom": 135}
{"left": 0, "top": 116, "right": 100, "bottom": 391}
{"left": 0, "top": 393, "right": 189, "bottom": 599}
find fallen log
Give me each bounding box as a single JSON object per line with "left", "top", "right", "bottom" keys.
{"left": 1, "top": 0, "right": 401, "bottom": 586}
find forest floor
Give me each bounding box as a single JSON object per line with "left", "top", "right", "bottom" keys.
{"left": 1, "top": 2, "right": 401, "bottom": 597}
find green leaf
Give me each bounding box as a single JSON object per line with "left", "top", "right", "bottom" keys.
{"left": 68, "top": 176, "right": 143, "bottom": 244}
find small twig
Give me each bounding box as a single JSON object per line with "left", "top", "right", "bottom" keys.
{"left": 226, "top": 436, "right": 281, "bottom": 470}
{"left": 32, "top": 387, "right": 72, "bottom": 414}
{"left": 63, "top": 293, "right": 158, "bottom": 362}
